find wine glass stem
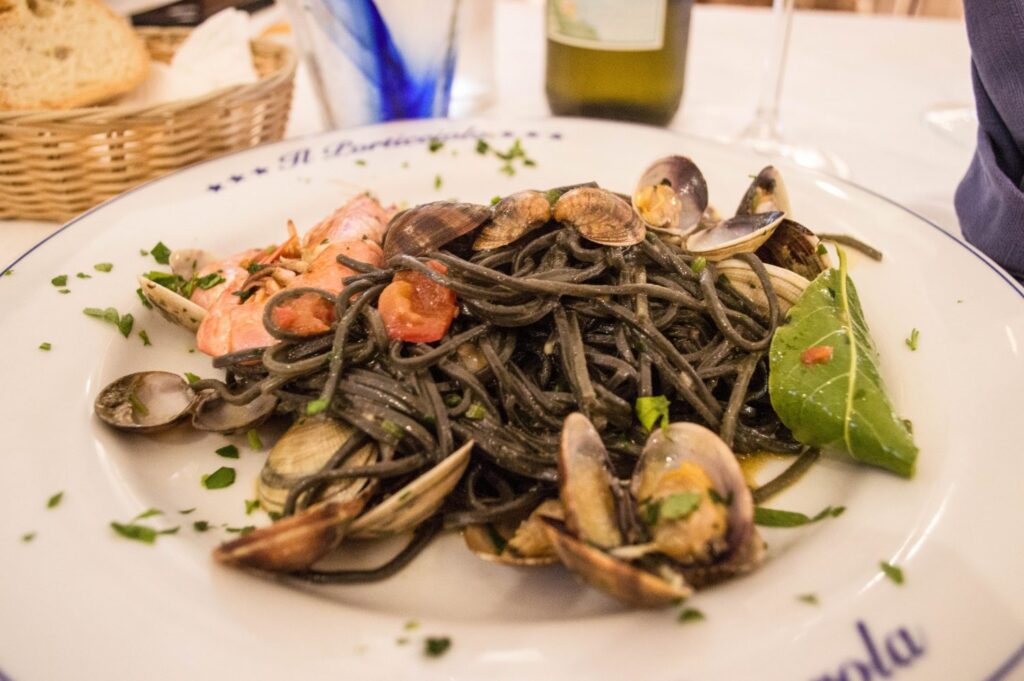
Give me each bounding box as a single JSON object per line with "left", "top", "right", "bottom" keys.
{"left": 745, "top": 0, "right": 796, "bottom": 142}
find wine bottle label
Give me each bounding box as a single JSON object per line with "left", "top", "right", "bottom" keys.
{"left": 546, "top": 0, "right": 666, "bottom": 51}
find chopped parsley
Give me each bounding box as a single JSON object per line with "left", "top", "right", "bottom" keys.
{"left": 817, "top": 243, "right": 828, "bottom": 256}
{"left": 195, "top": 272, "right": 225, "bottom": 289}
{"left": 434, "top": 174, "right": 443, "bottom": 191}
{"left": 93, "top": 263, "right": 113, "bottom": 273}
{"left": 178, "top": 508, "right": 196, "bottom": 515}
{"left": 690, "top": 256, "right": 708, "bottom": 275}
{"left": 490, "top": 195, "right": 502, "bottom": 206}
{"left": 225, "top": 525, "right": 255, "bottom": 535}
{"left": 38, "top": 342, "right": 51, "bottom": 351}
{"left": 47, "top": 491, "right": 64, "bottom": 508}
{"left": 138, "top": 330, "right": 151, "bottom": 346}
{"left": 404, "top": 619, "right": 420, "bottom": 631}
{"left": 381, "top": 419, "right": 405, "bottom": 440}
{"left": 51, "top": 274, "right": 68, "bottom": 287}
{"left": 635, "top": 395, "right": 670, "bottom": 431}
{"left": 354, "top": 159, "right": 367, "bottom": 166}
{"left": 245, "top": 262, "right": 265, "bottom": 274}
{"left": 708, "top": 489, "right": 733, "bottom": 506}
{"left": 77, "top": 272, "right": 91, "bottom": 279}
{"left": 753, "top": 505, "right": 845, "bottom": 527}
{"left": 21, "top": 532, "right": 36, "bottom": 543}
{"left": 3, "top": 269, "right": 12, "bottom": 276}
{"left": 880, "top": 561, "right": 904, "bottom": 585}
{"left": 428, "top": 138, "right": 444, "bottom": 152}
{"left": 110, "top": 508, "right": 178, "bottom": 544}
{"left": 139, "top": 249, "right": 149, "bottom": 257}
{"left": 465, "top": 403, "right": 487, "bottom": 420}
{"left": 245, "top": 499, "right": 261, "bottom": 515}
{"left": 57, "top": 289, "right": 70, "bottom": 294}
{"left": 202, "top": 466, "right": 236, "bottom": 489}
{"left": 306, "top": 399, "right": 328, "bottom": 415}
{"left": 797, "top": 593, "right": 820, "bottom": 605}
{"left": 83, "top": 307, "right": 133, "bottom": 337}
{"left": 396, "top": 637, "right": 410, "bottom": 646}
{"left": 184, "top": 372, "right": 201, "bottom": 384}
{"left": 233, "top": 288, "right": 256, "bottom": 303}
{"left": 905, "top": 328, "right": 920, "bottom": 351}
{"left": 423, "top": 637, "right": 451, "bottom": 658}
{"left": 144, "top": 269, "right": 219, "bottom": 300}
{"left": 136, "top": 287, "right": 152, "bottom": 309}
{"left": 659, "top": 492, "right": 702, "bottom": 520}
{"left": 150, "top": 242, "right": 172, "bottom": 265}
{"left": 135, "top": 508, "right": 162, "bottom": 521}
{"left": 678, "top": 608, "right": 705, "bottom": 623}
{"left": 475, "top": 139, "right": 490, "bottom": 154}
{"left": 215, "top": 444, "right": 240, "bottom": 459}
{"left": 192, "top": 520, "right": 210, "bottom": 532}
{"left": 246, "top": 429, "right": 263, "bottom": 451}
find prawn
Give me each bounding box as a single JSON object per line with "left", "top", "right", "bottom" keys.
{"left": 191, "top": 194, "right": 393, "bottom": 357}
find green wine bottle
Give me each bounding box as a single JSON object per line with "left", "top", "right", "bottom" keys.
{"left": 545, "top": 0, "right": 693, "bottom": 126}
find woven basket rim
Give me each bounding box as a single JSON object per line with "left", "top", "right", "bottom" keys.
{"left": 0, "top": 26, "right": 296, "bottom": 123}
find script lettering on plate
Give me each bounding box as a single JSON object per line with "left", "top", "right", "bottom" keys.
{"left": 812, "top": 620, "right": 925, "bottom": 681}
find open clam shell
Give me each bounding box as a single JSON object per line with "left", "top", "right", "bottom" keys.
{"left": 716, "top": 258, "right": 810, "bottom": 314}
{"left": 138, "top": 275, "right": 207, "bottom": 331}
{"left": 94, "top": 371, "right": 196, "bottom": 433}
{"left": 464, "top": 499, "right": 563, "bottom": 567}
{"left": 473, "top": 190, "right": 552, "bottom": 251}
{"left": 631, "top": 155, "right": 709, "bottom": 236}
{"left": 347, "top": 440, "right": 473, "bottom": 539}
{"left": 632, "top": 423, "right": 762, "bottom": 582}
{"left": 755, "top": 219, "right": 830, "bottom": 280}
{"left": 258, "top": 415, "right": 377, "bottom": 515}
{"left": 736, "top": 166, "right": 791, "bottom": 216}
{"left": 684, "top": 211, "right": 785, "bottom": 262}
{"left": 191, "top": 392, "right": 279, "bottom": 434}
{"left": 382, "top": 201, "right": 491, "bottom": 260}
{"left": 558, "top": 412, "right": 624, "bottom": 549}
{"left": 553, "top": 187, "right": 646, "bottom": 247}
{"left": 541, "top": 518, "right": 692, "bottom": 608}
{"left": 213, "top": 495, "right": 370, "bottom": 572}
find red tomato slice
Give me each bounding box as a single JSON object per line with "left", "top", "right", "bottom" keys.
{"left": 378, "top": 261, "right": 457, "bottom": 343}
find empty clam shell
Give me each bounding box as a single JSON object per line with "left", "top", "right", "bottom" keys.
{"left": 632, "top": 155, "right": 709, "bottom": 236}
{"left": 736, "top": 166, "right": 791, "bottom": 216}
{"left": 685, "top": 211, "right": 785, "bottom": 261}
{"left": 558, "top": 412, "right": 623, "bottom": 549}
{"left": 464, "top": 499, "right": 563, "bottom": 566}
{"left": 348, "top": 440, "right": 472, "bottom": 539}
{"left": 191, "top": 392, "right": 278, "bottom": 434}
{"left": 473, "top": 190, "right": 552, "bottom": 251}
{"left": 94, "top": 371, "right": 196, "bottom": 433}
{"left": 138, "top": 275, "right": 207, "bottom": 331}
{"left": 213, "top": 495, "right": 370, "bottom": 572}
{"left": 716, "top": 258, "right": 810, "bottom": 314}
{"left": 554, "top": 187, "right": 646, "bottom": 247}
{"left": 541, "top": 517, "right": 692, "bottom": 608}
{"left": 382, "top": 201, "right": 491, "bottom": 260}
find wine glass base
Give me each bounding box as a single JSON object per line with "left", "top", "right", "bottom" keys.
{"left": 731, "top": 134, "right": 850, "bottom": 178}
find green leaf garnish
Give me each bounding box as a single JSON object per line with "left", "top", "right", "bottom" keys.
{"left": 690, "top": 256, "right": 707, "bottom": 274}
{"left": 151, "top": 242, "right": 172, "bottom": 265}
{"left": 245, "top": 262, "right": 265, "bottom": 274}
{"left": 798, "top": 593, "right": 819, "bottom": 605}
{"left": 138, "top": 330, "right": 151, "bottom": 346}
{"left": 195, "top": 272, "right": 225, "bottom": 290}
{"left": 83, "top": 307, "right": 132, "bottom": 338}
{"left": 77, "top": 272, "right": 92, "bottom": 279}
{"left": 133, "top": 508, "right": 162, "bottom": 521}
{"left": 404, "top": 619, "right": 420, "bottom": 631}
{"left": 635, "top": 395, "right": 670, "bottom": 432}
{"left": 39, "top": 342, "right": 51, "bottom": 351}
{"left": 246, "top": 429, "right": 263, "bottom": 450}
{"left": 475, "top": 139, "right": 490, "bottom": 154}
{"left": 3, "top": 269, "right": 12, "bottom": 276}
{"left": 51, "top": 274, "right": 67, "bottom": 287}
{"left": 905, "top": 328, "right": 919, "bottom": 351}
{"left": 465, "top": 403, "right": 487, "bottom": 420}
{"left": 245, "top": 499, "right": 260, "bottom": 515}
{"left": 94, "top": 263, "right": 113, "bottom": 273}
{"left": 21, "top": 532, "right": 36, "bottom": 543}
{"left": 117, "top": 313, "right": 134, "bottom": 338}
{"left": 110, "top": 522, "right": 157, "bottom": 543}
{"left": 381, "top": 419, "right": 405, "bottom": 440}
{"left": 880, "top": 561, "right": 904, "bottom": 585}
{"left": 202, "top": 467, "right": 236, "bottom": 489}
{"left": 424, "top": 637, "right": 451, "bottom": 658}
{"left": 678, "top": 608, "right": 705, "bottom": 623}
{"left": 354, "top": 158, "right": 367, "bottom": 166}
{"left": 193, "top": 520, "right": 210, "bottom": 532}
{"left": 215, "top": 445, "right": 239, "bottom": 459}
{"left": 489, "top": 195, "right": 502, "bottom": 206}
{"left": 136, "top": 287, "right": 152, "bottom": 309}
{"left": 428, "top": 138, "right": 444, "bottom": 152}
{"left": 47, "top": 491, "right": 64, "bottom": 509}
{"left": 225, "top": 525, "right": 255, "bottom": 535}
{"left": 178, "top": 508, "right": 196, "bottom": 514}
{"left": 768, "top": 248, "right": 918, "bottom": 477}
{"left": 306, "top": 399, "right": 328, "bottom": 415}
{"left": 658, "top": 492, "right": 702, "bottom": 520}
{"left": 434, "top": 174, "right": 443, "bottom": 190}
{"left": 57, "top": 289, "right": 70, "bottom": 294}
{"left": 128, "top": 392, "right": 149, "bottom": 417}
{"left": 184, "top": 372, "right": 200, "bottom": 384}
{"left": 753, "top": 505, "right": 845, "bottom": 527}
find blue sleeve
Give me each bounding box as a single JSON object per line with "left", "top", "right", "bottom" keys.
{"left": 955, "top": 0, "right": 1024, "bottom": 279}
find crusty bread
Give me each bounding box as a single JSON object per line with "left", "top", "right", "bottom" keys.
{"left": 0, "top": 0, "right": 150, "bottom": 110}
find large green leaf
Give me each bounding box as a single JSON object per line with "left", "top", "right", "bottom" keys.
{"left": 768, "top": 250, "right": 917, "bottom": 477}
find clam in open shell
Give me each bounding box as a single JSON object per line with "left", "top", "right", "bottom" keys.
{"left": 464, "top": 499, "right": 564, "bottom": 567}
{"left": 94, "top": 371, "right": 196, "bottom": 433}
{"left": 632, "top": 155, "right": 709, "bottom": 237}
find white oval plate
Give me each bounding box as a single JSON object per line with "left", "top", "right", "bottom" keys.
{"left": 2, "top": 118, "right": 1023, "bottom": 681}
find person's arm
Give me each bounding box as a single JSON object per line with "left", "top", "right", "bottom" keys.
{"left": 955, "top": 0, "right": 1024, "bottom": 279}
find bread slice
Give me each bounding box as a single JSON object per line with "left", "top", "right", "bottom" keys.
{"left": 0, "top": 0, "right": 150, "bottom": 110}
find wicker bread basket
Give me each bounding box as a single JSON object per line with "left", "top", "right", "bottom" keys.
{"left": 0, "top": 27, "right": 296, "bottom": 222}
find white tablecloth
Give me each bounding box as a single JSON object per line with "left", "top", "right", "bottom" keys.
{"left": 0, "top": 2, "right": 974, "bottom": 267}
